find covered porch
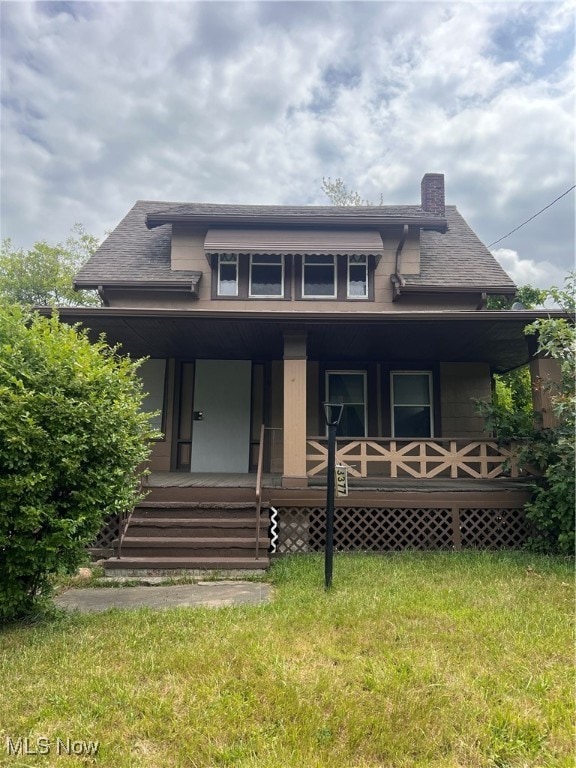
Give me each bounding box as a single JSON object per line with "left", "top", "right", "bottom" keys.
{"left": 53, "top": 306, "right": 560, "bottom": 489}
{"left": 53, "top": 306, "right": 559, "bottom": 565}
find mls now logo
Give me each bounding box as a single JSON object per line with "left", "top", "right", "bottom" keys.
{"left": 6, "top": 736, "right": 99, "bottom": 756}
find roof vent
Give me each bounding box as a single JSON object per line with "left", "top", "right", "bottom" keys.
{"left": 421, "top": 173, "right": 445, "bottom": 216}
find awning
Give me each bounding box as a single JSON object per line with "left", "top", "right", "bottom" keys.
{"left": 204, "top": 229, "right": 384, "bottom": 260}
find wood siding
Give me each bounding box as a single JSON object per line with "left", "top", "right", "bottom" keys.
{"left": 440, "top": 363, "right": 491, "bottom": 437}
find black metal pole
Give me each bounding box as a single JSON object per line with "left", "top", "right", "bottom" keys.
{"left": 325, "top": 421, "right": 336, "bottom": 590}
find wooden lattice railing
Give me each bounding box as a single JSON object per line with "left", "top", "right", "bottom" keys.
{"left": 306, "top": 438, "right": 531, "bottom": 480}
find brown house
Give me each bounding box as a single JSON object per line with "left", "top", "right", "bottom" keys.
{"left": 63, "top": 173, "right": 560, "bottom": 571}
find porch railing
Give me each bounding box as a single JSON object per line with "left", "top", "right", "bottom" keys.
{"left": 254, "top": 423, "right": 266, "bottom": 560}
{"left": 306, "top": 438, "right": 532, "bottom": 480}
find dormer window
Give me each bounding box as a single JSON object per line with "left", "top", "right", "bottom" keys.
{"left": 302, "top": 255, "right": 336, "bottom": 298}
{"left": 249, "top": 255, "right": 284, "bottom": 298}
{"left": 217, "top": 254, "right": 238, "bottom": 296}
{"left": 347, "top": 255, "right": 368, "bottom": 299}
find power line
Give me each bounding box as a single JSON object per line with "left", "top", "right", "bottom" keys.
{"left": 487, "top": 185, "right": 575, "bottom": 248}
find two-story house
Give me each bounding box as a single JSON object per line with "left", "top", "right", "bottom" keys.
{"left": 59, "top": 173, "right": 560, "bottom": 571}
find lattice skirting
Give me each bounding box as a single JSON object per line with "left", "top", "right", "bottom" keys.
{"left": 89, "top": 513, "right": 120, "bottom": 556}
{"left": 275, "top": 506, "right": 528, "bottom": 553}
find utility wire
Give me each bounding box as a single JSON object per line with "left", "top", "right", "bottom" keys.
{"left": 487, "top": 185, "right": 575, "bottom": 248}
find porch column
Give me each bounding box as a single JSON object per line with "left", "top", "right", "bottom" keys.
{"left": 282, "top": 332, "right": 308, "bottom": 489}
{"left": 530, "top": 355, "right": 562, "bottom": 429}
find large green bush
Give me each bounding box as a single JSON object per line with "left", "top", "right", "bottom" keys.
{"left": 480, "top": 275, "right": 575, "bottom": 554}
{"left": 0, "top": 306, "right": 157, "bottom": 621}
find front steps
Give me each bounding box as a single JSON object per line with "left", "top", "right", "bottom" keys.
{"left": 104, "top": 501, "right": 270, "bottom": 573}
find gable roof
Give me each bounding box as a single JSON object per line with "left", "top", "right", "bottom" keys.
{"left": 74, "top": 199, "right": 516, "bottom": 293}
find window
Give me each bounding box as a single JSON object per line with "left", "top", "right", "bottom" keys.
{"left": 391, "top": 372, "right": 433, "bottom": 438}
{"left": 326, "top": 371, "right": 367, "bottom": 437}
{"left": 347, "top": 255, "right": 368, "bottom": 298}
{"left": 138, "top": 358, "right": 167, "bottom": 436}
{"left": 217, "top": 254, "right": 238, "bottom": 296}
{"left": 249, "top": 255, "right": 284, "bottom": 297}
{"left": 303, "top": 255, "right": 336, "bottom": 298}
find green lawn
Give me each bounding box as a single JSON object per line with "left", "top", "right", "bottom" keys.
{"left": 1, "top": 552, "right": 573, "bottom": 767}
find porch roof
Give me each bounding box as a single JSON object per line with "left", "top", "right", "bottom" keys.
{"left": 46, "top": 307, "right": 565, "bottom": 374}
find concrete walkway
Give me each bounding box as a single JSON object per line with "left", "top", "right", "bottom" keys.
{"left": 54, "top": 581, "right": 272, "bottom": 613}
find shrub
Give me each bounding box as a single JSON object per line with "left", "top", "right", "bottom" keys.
{"left": 480, "top": 275, "right": 575, "bottom": 555}
{"left": 0, "top": 306, "right": 158, "bottom": 621}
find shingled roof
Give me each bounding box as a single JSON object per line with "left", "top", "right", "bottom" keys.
{"left": 74, "top": 199, "right": 516, "bottom": 293}
{"left": 412, "top": 206, "right": 516, "bottom": 291}
{"left": 75, "top": 201, "right": 187, "bottom": 287}
{"left": 145, "top": 202, "right": 447, "bottom": 229}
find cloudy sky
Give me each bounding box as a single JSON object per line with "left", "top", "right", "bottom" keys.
{"left": 1, "top": 0, "right": 574, "bottom": 289}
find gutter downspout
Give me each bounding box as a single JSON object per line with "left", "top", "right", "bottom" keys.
{"left": 390, "top": 224, "right": 409, "bottom": 301}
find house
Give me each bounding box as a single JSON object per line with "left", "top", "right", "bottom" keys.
{"left": 59, "top": 173, "right": 561, "bottom": 570}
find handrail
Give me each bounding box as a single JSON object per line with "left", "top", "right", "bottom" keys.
{"left": 117, "top": 472, "right": 147, "bottom": 559}
{"left": 254, "top": 423, "right": 266, "bottom": 560}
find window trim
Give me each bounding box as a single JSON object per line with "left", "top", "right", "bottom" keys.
{"left": 325, "top": 370, "right": 368, "bottom": 438}
{"left": 302, "top": 255, "right": 337, "bottom": 299}
{"left": 390, "top": 371, "right": 434, "bottom": 438}
{"left": 249, "top": 254, "right": 285, "bottom": 298}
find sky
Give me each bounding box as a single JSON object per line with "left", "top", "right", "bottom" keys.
{"left": 1, "top": 0, "right": 574, "bottom": 290}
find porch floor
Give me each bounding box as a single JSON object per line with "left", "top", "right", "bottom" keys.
{"left": 146, "top": 472, "right": 283, "bottom": 489}
{"left": 146, "top": 471, "right": 531, "bottom": 494}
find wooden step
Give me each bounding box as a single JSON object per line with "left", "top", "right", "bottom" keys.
{"left": 144, "top": 488, "right": 258, "bottom": 503}
{"left": 104, "top": 556, "right": 269, "bottom": 570}
{"left": 135, "top": 507, "right": 269, "bottom": 521}
{"left": 129, "top": 516, "right": 268, "bottom": 528}
{"left": 121, "top": 536, "right": 270, "bottom": 548}
{"left": 128, "top": 526, "right": 268, "bottom": 538}
{"left": 138, "top": 501, "right": 260, "bottom": 508}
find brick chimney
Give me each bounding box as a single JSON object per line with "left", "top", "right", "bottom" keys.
{"left": 421, "top": 173, "right": 445, "bottom": 216}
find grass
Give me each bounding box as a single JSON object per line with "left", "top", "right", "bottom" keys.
{"left": 1, "top": 552, "right": 573, "bottom": 767}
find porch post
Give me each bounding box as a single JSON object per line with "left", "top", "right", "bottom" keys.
{"left": 530, "top": 355, "right": 562, "bottom": 430}
{"left": 282, "top": 331, "right": 308, "bottom": 489}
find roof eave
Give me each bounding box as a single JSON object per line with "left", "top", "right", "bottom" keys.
{"left": 145, "top": 212, "right": 447, "bottom": 231}
{"left": 399, "top": 284, "right": 517, "bottom": 295}
{"left": 39, "top": 306, "right": 571, "bottom": 322}
{"left": 74, "top": 276, "right": 202, "bottom": 295}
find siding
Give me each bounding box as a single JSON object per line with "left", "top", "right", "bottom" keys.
{"left": 440, "top": 363, "right": 491, "bottom": 437}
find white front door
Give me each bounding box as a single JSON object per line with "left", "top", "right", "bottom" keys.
{"left": 190, "top": 360, "right": 252, "bottom": 473}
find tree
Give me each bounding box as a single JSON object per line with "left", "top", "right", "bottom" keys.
{"left": 0, "top": 224, "right": 100, "bottom": 307}
{"left": 480, "top": 274, "right": 575, "bottom": 554}
{"left": 0, "top": 306, "right": 159, "bottom": 621}
{"left": 487, "top": 285, "right": 547, "bottom": 311}
{"left": 488, "top": 285, "right": 548, "bottom": 420}
{"left": 321, "top": 177, "right": 382, "bottom": 206}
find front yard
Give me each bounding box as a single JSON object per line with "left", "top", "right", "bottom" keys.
{"left": 1, "top": 552, "right": 573, "bottom": 767}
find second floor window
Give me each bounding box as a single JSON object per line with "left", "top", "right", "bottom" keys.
{"left": 347, "top": 255, "right": 368, "bottom": 298}
{"left": 303, "top": 255, "right": 336, "bottom": 298}
{"left": 249, "top": 255, "right": 283, "bottom": 297}
{"left": 217, "top": 254, "right": 238, "bottom": 296}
